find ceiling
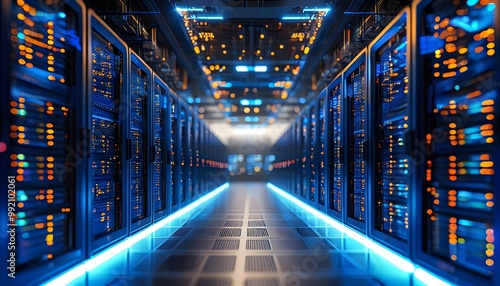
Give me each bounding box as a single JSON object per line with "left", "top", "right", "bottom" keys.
{"left": 89, "top": 0, "right": 406, "bottom": 145}
{"left": 167, "top": 0, "right": 334, "bottom": 144}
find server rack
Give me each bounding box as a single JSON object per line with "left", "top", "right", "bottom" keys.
{"left": 412, "top": 0, "right": 499, "bottom": 284}
{"left": 129, "top": 50, "right": 152, "bottom": 232}
{"left": 179, "top": 104, "right": 187, "bottom": 205}
{"left": 193, "top": 114, "right": 200, "bottom": 197}
{"left": 88, "top": 10, "right": 129, "bottom": 252}
{"left": 169, "top": 95, "right": 179, "bottom": 212}
{"left": 309, "top": 102, "right": 318, "bottom": 206}
{"left": 152, "top": 75, "right": 170, "bottom": 221}
{"left": 344, "top": 49, "right": 368, "bottom": 232}
{"left": 318, "top": 90, "right": 327, "bottom": 211}
{"left": 368, "top": 8, "right": 411, "bottom": 254}
{"left": 300, "top": 111, "right": 309, "bottom": 199}
{"left": 187, "top": 112, "right": 194, "bottom": 200}
{"left": 326, "top": 74, "right": 343, "bottom": 220}
{"left": 2, "top": 0, "right": 86, "bottom": 283}
{"left": 293, "top": 119, "right": 300, "bottom": 196}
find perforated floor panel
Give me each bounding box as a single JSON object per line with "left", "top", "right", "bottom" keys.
{"left": 76, "top": 182, "right": 421, "bottom": 286}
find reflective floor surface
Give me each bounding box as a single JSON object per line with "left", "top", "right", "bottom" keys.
{"left": 63, "top": 182, "right": 434, "bottom": 286}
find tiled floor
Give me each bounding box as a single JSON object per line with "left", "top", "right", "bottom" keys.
{"left": 68, "top": 182, "right": 427, "bottom": 286}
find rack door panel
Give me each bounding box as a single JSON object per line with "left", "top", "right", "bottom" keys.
{"left": 89, "top": 12, "right": 128, "bottom": 251}
{"left": 152, "top": 76, "right": 169, "bottom": 220}
{"left": 309, "top": 104, "right": 317, "bottom": 205}
{"left": 300, "top": 114, "right": 309, "bottom": 199}
{"left": 170, "top": 96, "right": 179, "bottom": 211}
{"left": 345, "top": 51, "right": 367, "bottom": 231}
{"left": 4, "top": 0, "right": 85, "bottom": 282}
{"left": 187, "top": 113, "right": 194, "bottom": 200}
{"left": 370, "top": 9, "right": 410, "bottom": 251}
{"left": 415, "top": 0, "right": 499, "bottom": 283}
{"left": 318, "top": 95, "right": 327, "bottom": 209}
{"left": 180, "top": 105, "right": 187, "bottom": 204}
{"left": 327, "top": 77, "right": 343, "bottom": 219}
{"left": 129, "top": 52, "right": 151, "bottom": 231}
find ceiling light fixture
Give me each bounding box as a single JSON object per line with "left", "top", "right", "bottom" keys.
{"left": 303, "top": 7, "right": 331, "bottom": 15}
{"left": 240, "top": 99, "right": 263, "bottom": 106}
{"left": 254, "top": 66, "right": 267, "bottom": 72}
{"left": 191, "top": 16, "right": 224, "bottom": 20}
{"left": 235, "top": 65, "right": 249, "bottom": 72}
{"left": 176, "top": 7, "right": 204, "bottom": 13}
{"left": 282, "top": 16, "right": 313, "bottom": 20}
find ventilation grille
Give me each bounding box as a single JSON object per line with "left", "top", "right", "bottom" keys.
{"left": 212, "top": 239, "right": 240, "bottom": 250}
{"left": 246, "top": 239, "right": 272, "bottom": 250}
{"left": 202, "top": 256, "right": 236, "bottom": 272}
{"left": 247, "top": 228, "right": 269, "bottom": 237}
{"left": 220, "top": 228, "right": 242, "bottom": 237}
{"left": 224, "top": 221, "right": 243, "bottom": 227}
{"left": 245, "top": 256, "right": 277, "bottom": 272}
{"left": 248, "top": 220, "right": 266, "bottom": 227}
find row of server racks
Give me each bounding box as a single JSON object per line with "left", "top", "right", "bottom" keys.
{"left": 0, "top": 0, "right": 228, "bottom": 285}
{"left": 271, "top": 1, "right": 499, "bottom": 285}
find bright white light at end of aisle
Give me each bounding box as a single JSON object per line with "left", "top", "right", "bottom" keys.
{"left": 267, "top": 183, "right": 453, "bottom": 286}
{"left": 234, "top": 128, "right": 266, "bottom": 135}
{"left": 43, "top": 183, "right": 230, "bottom": 286}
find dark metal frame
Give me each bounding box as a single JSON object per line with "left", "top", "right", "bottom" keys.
{"left": 152, "top": 74, "right": 171, "bottom": 221}
{"left": 367, "top": 7, "right": 411, "bottom": 256}
{"left": 342, "top": 48, "right": 368, "bottom": 233}
{"left": 411, "top": 0, "right": 500, "bottom": 285}
{"left": 88, "top": 9, "right": 129, "bottom": 254}
{"left": 129, "top": 50, "right": 153, "bottom": 233}
{"left": 326, "top": 73, "right": 344, "bottom": 221}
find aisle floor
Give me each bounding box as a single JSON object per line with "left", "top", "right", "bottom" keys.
{"left": 68, "top": 182, "right": 427, "bottom": 286}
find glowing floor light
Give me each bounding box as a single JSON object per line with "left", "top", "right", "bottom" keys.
{"left": 43, "top": 183, "right": 230, "bottom": 286}
{"left": 267, "top": 183, "right": 452, "bottom": 285}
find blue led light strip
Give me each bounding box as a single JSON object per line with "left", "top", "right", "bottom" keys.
{"left": 43, "top": 183, "right": 230, "bottom": 286}
{"left": 267, "top": 183, "right": 452, "bottom": 286}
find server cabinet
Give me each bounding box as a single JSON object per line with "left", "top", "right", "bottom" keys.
{"left": 170, "top": 95, "right": 179, "bottom": 211}
{"left": 187, "top": 113, "right": 194, "bottom": 200}
{"left": 152, "top": 75, "right": 170, "bottom": 220}
{"left": 294, "top": 120, "right": 301, "bottom": 196}
{"left": 327, "top": 74, "right": 343, "bottom": 220}
{"left": 344, "top": 50, "right": 368, "bottom": 232}
{"left": 193, "top": 114, "right": 200, "bottom": 196}
{"left": 129, "top": 51, "right": 152, "bottom": 232}
{"left": 318, "top": 90, "right": 327, "bottom": 211}
{"left": 309, "top": 103, "right": 318, "bottom": 206}
{"left": 179, "top": 105, "right": 187, "bottom": 204}
{"left": 300, "top": 112, "right": 309, "bottom": 199}
{"left": 88, "top": 10, "right": 128, "bottom": 252}
{"left": 2, "top": 0, "right": 86, "bottom": 283}
{"left": 413, "top": 0, "right": 499, "bottom": 284}
{"left": 368, "top": 8, "right": 411, "bottom": 254}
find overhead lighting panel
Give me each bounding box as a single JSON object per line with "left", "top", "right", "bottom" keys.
{"left": 176, "top": 7, "right": 204, "bottom": 13}
{"left": 254, "top": 66, "right": 267, "bottom": 72}
{"left": 235, "top": 65, "right": 249, "bottom": 72}
{"left": 240, "top": 99, "right": 263, "bottom": 106}
{"left": 282, "top": 16, "right": 314, "bottom": 20}
{"left": 303, "top": 7, "right": 331, "bottom": 15}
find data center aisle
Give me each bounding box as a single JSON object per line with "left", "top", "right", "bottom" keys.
{"left": 71, "top": 183, "right": 421, "bottom": 286}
